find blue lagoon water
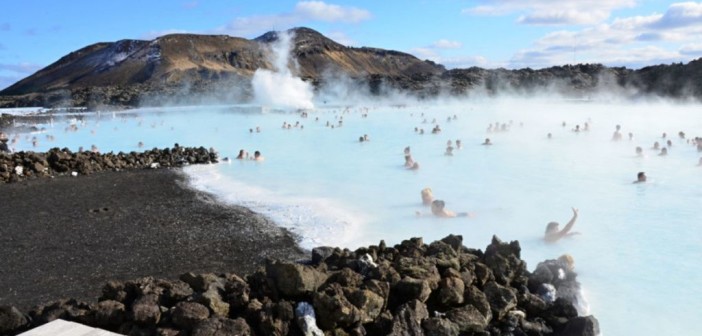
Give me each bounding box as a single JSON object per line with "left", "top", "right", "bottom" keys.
{"left": 5, "top": 99, "right": 702, "bottom": 335}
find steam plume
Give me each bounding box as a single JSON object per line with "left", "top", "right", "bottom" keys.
{"left": 252, "top": 31, "right": 315, "bottom": 109}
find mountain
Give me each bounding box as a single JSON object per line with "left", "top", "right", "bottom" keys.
{"left": 0, "top": 27, "right": 700, "bottom": 107}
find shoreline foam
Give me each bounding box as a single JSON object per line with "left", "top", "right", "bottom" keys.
{"left": 184, "top": 164, "right": 369, "bottom": 250}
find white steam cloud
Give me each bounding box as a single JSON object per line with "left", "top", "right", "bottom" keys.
{"left": 252, "top": 31, "right": 315, "bottom": 110}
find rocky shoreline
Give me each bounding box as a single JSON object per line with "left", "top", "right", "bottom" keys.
{"left": 0, "top": 235, "right": 598, "bottom": 336}
{"left": 0, "top": 145, "right": 218, "bottom": 183}
{"left": 0, "top": 147, "right": 599, "bottom": 335}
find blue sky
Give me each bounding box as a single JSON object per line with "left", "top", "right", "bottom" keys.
{"left": 1, "top": 1, "right": 701, "bottom": 90}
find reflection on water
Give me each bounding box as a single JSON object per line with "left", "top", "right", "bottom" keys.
{"left": 4, "top": 100, "right": 702, "bottom": 335}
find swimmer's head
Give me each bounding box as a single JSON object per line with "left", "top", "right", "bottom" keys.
{"left": 421, "top": 188, "right": 433, "bottom": 204}
{"left": 545, "top": 222, "right": 560, "bottom": 234}
{"left": 637, "top": 171, "right": 646, "bottom": 182}
{"left": 431, "top": 200, "right": 445, "bottom": 211}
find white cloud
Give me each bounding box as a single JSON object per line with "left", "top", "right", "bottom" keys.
{"left": 463, "top": 0, "right": 636, "bottom": 25}
{"left": 651, "top": 1, "right": 702, "bottom": 29}
{"left": 431, "top": 39, "right": 462, "bottom": 49}
{"left": 215, "top": 1, "right": 371, "bottom": 37}
{"left": 680, "top": 42, "right": 702, "bottom": 55}
{"left": 508, "top": 2, "right": 702, "bottom": 68}
{"left": 518, "top": 10, "right": 611, "bottom": 25}
{"left": 294, "top": 1, "right": 371, "bottom": 23}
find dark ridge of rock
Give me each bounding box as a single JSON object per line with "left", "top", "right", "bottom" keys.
{"left": 0, "top": 145, "right": 218, "bottom": 183}
{"left": 0, "top": 235, "right": 599, "bottom": 336}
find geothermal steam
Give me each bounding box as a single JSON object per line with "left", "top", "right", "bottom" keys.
{"left": 252, "top": 31, "right": 315, "bottom": 110}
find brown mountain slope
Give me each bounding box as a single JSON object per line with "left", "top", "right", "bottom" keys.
{"left": 287, "top": 27, "right": 442, "bottom": 78}
{"left": 1, "top": 34, "right": 267, "bottom": 96}
{"left": 0, "top": 27, "right": 442, "bottom": 99}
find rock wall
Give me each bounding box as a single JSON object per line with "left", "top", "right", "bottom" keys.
{"left": 0, "top": 145, "right": 218, "bottom": 183}
{"left": 0, "top": 235, "right": 599, "bottom": 336}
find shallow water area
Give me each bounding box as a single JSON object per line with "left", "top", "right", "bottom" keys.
{"left": 4, "top": 99, "right": 702, "bottom": 335}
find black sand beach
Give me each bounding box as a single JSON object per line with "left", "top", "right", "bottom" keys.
{"left": 0, "top": 168, "right": 306, "bottom": 310}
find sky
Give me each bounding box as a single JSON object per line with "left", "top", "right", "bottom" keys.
{"left": 1, "top": 0, "right": 701, "bottom": 90}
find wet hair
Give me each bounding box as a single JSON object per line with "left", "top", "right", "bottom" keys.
{"left": 421, "top": 188, "right": 432, "bottom": 200}
{"left": 545, "top": 222, "right": 560, "bottom": 234}
{"left": 431, "top": 200, "right": 445, "bottom": 210}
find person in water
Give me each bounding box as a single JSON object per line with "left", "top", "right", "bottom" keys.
{"left": 421, "top": 188, "right": 434, "bottom": 205}
{"left": 544, "top": 207, "right": 579, "bottom": 242}
{"left": 634, "top": 171, "right": 647, "bottom": 183}
{"left": 612, "top": 125, "right": 622, "bottom": 141}
{"left": 429, "top": 200, "right": 471, "bottom": 218}
{"left": 236, "top": 149, "right": 246, "bottom": 159}
{"left": 253, "top": 150, "right": 264, "bottom": 161}
{"left": 404, "top": 154, "right": 415, "bottom": 168}
{"left": 482, "top": 138, "right": 492, "bottom": 145}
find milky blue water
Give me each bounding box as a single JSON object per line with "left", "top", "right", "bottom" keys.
{"left": 4, "top": 99, "right": 702, "bottom": 335}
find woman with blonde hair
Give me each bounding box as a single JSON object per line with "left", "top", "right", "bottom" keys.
{"left": 421, "top": 188, "right": 433, "bottom": 205}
